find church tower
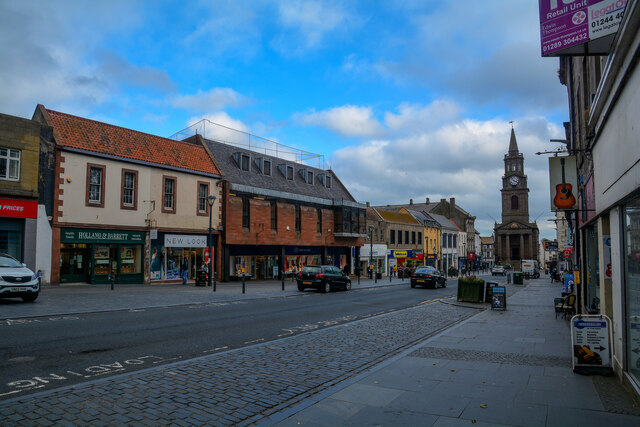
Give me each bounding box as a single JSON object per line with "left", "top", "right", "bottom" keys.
{"left": 494, "top": 126, "right": 539, "bottom": 265}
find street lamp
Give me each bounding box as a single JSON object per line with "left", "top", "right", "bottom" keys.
{"left": 433, "top": 245, "right": 437, "bottom": 270}
{"left": 463, "top": 242, "right": 466, "bottom": 275}
{"left": 369, "top": 225, "right": 375, "bottom": 282}
{"left": 207, "top": 194, "right": 217, "bottom": 291}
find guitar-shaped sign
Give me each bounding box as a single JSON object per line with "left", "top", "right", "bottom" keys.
{"left": 553, "top": 157, "right": 576, "bottom": 209}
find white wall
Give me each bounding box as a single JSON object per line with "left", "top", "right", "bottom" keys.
{"left": 36, "top": 204, "right": 52, "bottom": 284}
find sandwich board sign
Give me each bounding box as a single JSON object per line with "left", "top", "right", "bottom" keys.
{"left": 571, "top": 314, "right": 613, "bottom": 375}
{"left": 491, "top": 286, "right": 506, "bottom": 310}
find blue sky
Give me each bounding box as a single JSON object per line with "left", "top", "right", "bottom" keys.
{"left": 0, "top": 0, "right": 568, "bottom": 240}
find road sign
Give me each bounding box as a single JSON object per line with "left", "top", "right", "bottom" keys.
{"left": 571, "top": 314, "right": 613, "bottom": 375}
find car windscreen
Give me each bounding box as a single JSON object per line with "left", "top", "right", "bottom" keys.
{"left": 414, "top": 267, "right": 436, "bottom": 274}
{"left": 300, "top": 266, "right": 321, "bottom": 274}
{"left": 0, "top": 256, "right": 22, "bottom": 268}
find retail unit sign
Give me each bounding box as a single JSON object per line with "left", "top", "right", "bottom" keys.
{"left": 61, "top": 228, "right": 145, "bottom": 244}
{"left": 164, "top": 234, "right": 207, "bottom": 248}
{"left": 539, "top": 0, "right": 628, "bottom": 57}
{"left": 571, "top": 314, "right": 613, "bottom": 374}
{"left": 0, "top": 198, "right": 37, "bottom": 218}
{"left": 390, "top": 250, "right": 410, "bottom": 258}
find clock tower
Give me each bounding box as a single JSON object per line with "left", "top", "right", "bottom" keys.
{"left": 494, "top": 126, "right": 539, "bottom": 265}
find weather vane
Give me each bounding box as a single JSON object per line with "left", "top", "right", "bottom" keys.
{"left": 509, "top": 120, "right": 514, "bottom": 129}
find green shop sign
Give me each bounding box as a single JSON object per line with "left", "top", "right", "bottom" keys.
{"left": 62, "top": 228, "right": 145, "bottom": 244}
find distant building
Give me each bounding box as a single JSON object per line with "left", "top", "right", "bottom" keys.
{"left": 480, "top": 236, "right": 494, "bottom": 268}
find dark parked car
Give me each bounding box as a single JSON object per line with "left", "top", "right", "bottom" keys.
{"left": 410, "top": 266, "right": 446, "bottom": 289}
{"left": 297, "top": 265, "right": 351, "bottom": 293}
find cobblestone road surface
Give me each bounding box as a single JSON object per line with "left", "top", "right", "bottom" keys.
{"left": 1, "top": 300, "right": 477, "bottom": 426}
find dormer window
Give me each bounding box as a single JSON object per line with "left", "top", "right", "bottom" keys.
{"left": 298, "top": 167, "right": 314, "bottom": 184}
{"left": 318, "top": 173, "right": 332, "bottom": 188}
{"left": 278, "top": 163, "right": 294, "bottom": 180}
{"left": 254, "top": 157, "right": 272, "bottom": 176}
{"left": 232, "top": 152, "right": 250, "bottom": 171}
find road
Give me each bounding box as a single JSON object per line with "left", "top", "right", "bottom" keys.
{"left": 1, "top": 282, "right": 459, "bottom": 401}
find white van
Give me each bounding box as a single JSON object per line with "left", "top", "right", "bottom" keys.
{"left": 521, "top": 260, "right": 540, "bottom": 278}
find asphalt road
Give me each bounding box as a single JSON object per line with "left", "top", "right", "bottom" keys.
{"left": 0, "top": 282, "right": 457, "bottom": 401}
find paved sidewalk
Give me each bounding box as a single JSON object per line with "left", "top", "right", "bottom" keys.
{"left": 0, "top": 275, "right": 420, "bottom": 320}
{"left": 271, "top": 279, "right": 640, "bottom": 426}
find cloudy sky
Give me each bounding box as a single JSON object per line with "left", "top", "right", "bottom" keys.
{"left": 0, "top": 0, "right": 568, "bottom": 239}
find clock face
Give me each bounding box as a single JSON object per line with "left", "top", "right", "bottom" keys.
{"left": 509, "top": 176, "right": 519, "bottom": 186}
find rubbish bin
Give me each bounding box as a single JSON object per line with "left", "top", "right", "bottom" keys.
{"left": 195, "top": 269, "right": 207, "bottom": 286}
{"left": 376, "top": 272, "right": 382, "bottom": 280}
{"left": 485, "top": 281, "right": 498, "bottom": 303}
{"left": 513, "top": 272, "right": 523, "bottom": 285}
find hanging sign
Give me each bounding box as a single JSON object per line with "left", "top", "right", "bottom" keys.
{"left": 549, "top": 156, "right": 579, "bottom": 211}
{"left": 571, "top": 314, "right": 613, "bottom": 375}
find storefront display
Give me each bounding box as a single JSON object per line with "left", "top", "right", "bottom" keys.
{"left": 624, "top": 196, "right": 640, "bottom": 389}
{"left": 150, "top": 233, "right": 210, "bottom": 282}
{"left": 60, "top": 228, "right": 144, "bottom": 284}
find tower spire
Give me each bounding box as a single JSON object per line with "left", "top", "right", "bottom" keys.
{"left": 508, "top": 125, "right": 519, "bottom": 155}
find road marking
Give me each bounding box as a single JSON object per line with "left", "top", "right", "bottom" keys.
{"left": 0, "top": 316, "right": 80, "bottom": 327}
{"left": 244, "top": 338, "right": 265, "bottom": 345}
{"left": 202, "top": 346, "right": 228, "bottom": 354}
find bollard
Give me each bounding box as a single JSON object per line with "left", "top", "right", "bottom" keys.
{"left": 389, "top": 273, "right": 392, "bottom": 283}
{"left": 213, "top": 271, "right": 217, "bottom": 292}
{"left": 507, "top": 273, "right": 511, "bottom": 284}
{"left": 242, "top": 274, "right": 246, "bottom": 294}
{"left": 375, "top": 272, "right": 377, "bottom": 284}
{"left": 282, "top": 273, "right": 285, "bottom": 291}
{"left": 110, "top": 271, "right": 114, "bottom": 291}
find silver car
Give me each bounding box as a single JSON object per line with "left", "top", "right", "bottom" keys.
{"left": 0, "top": 253, "right": 40, "bottom": 302}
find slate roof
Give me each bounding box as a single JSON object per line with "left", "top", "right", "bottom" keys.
{"left": 40, "top": 106, "right": 221, "bottom": 176}
{"left": 429, "top": 213, "right": 459, "bottom": 231}
{"left": 376, "top": 200, "right": 472, "bottom": 218}
{"left": 480, "top": 236, "right": 494, "bottom": 244}
{"left": 406, "top": 209, "right": 440, "bottom": 228}
{"left": 198, "top": 136, "right": 359, "bottom": 204}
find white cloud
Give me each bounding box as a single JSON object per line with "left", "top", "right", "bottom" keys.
{"left": 186, "top": 112, "right": 250, "bottom": 145}
{"left": 172, "top": 88, "right": 247, "bottom": 113}
{"left": 295, "top": 105, "right": 384, "bottom": 138}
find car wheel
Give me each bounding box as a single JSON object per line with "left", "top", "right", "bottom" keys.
{"left": 344, "top": 280, "right": 351, "bottom": 291}
{"left": 410, "top": 281, "right": 416, "bottom": 288}
{"left": 297, "top": 285, "right": 305, "bottom": 292}
{"left": 323, "top": 282, "right": 331, "bottom": 293}
{"left": 442, "top": 279, "right": 447, "bottom": 288}
{"left": 22, "top": 293, "right": 38, "bottom": 302}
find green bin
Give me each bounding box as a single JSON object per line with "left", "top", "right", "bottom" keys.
{"left": 513, "top": 272, "right": 523, "bottom": 285}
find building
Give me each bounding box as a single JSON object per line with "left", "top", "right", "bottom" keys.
{"left": 428, "top": 213, "right": 458, "bottom": 273}
{"left": 0, "top": 113, "right": 48, "bottom": 280}
{"left": 404, "top": 209, "right": 441, "bottom": 269}
{"left": 373, "top": 207, "right": 424, "bottom": 274}
{"left": 187, "top": 133, "right": 365, "bottom": 281}
{"left": 33, "top": 106, "right": 223, "bottom": 285}
{"left": 553, "top": 2, "right": 640, "bottom": 395}
{"left": 494, "top": 127, "right": 540, "bottom": 268}
{"left": 480, "top": 236, "right": 495, "bottom": 269}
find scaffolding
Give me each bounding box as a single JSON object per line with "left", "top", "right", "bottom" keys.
{"left": 169, "top": 119, "right": 325, "bottom": 169}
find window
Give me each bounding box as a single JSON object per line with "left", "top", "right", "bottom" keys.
{"left": 295, "top": 205, "right": 301, "bottom": 232}
{"left": 0, "top": 147, "right": 20, "bottom": 181}
{"left": 511, "top": 195, "right": 519, "bottom": 210}
{"left": 411, "top": 231, "right": 416, "bottom": 245}
{"left": 86, "top": 164, "right": 105, "bottom": 208}
{"left": 307, "top": 170, "right": 314, "bottom": 184}
{"left": 453, "top": 234, "right": 457, "bottom": 247}
{"left": 317, "top": 208, "right": 322, "bottom": 233}
{"left": 405, "top": 231, "right": 409, "bottom": 245}
{"left": 197, "top": 182, "right": 209, "bottom": 216}
{"left": 271, "top": 201, "right": 277, "bottom": 230}
{"left": 241, "top": 154, "right": 250, "bottom": 171}
{"left": 398, "top": 230, "right": 402, "bottom": 244}
{"left": 287, "top": 166, "right": 293, "bottom": 180}
{"left": 263, "top": 159, "right": 271, "bottom": 176}
{"left": 162, "top": 176, "right": 176, "bottom": 213}
{"left": 418, "top": 232, "right": 422, "bottom": 244}
{"left": 390, "top": 230, "right": 395, "bottom": 244}
{"left": 242, "top": 197, "right": 250, "bottom": 228}
{"left": 326, "top": 175, "right": 332, "bottom": 188}
{"left": 121, "top": 169, "right": 138, "bottom": 210}
{"left": 448, "top": 234, "right": 453, "bottom": 248}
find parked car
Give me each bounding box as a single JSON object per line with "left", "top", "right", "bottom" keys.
{"left": 491, "top": 265, "right": 506, "bottom": 276}
{"left": 0, "top": 253, "right": 40, "bottom": 302}
{"left": 297, "top": 265, "right": 351, "bottom": 293}
{"left": 410, "top": 266, "right": 446, "bottom": 289}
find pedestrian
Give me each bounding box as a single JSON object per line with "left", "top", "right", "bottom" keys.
{"left": 292, "top": 264, "right": 298, "bottom": 282}
{"left": 393, "top": 265, "right": 398, "bottom": 277}
{"left": 181, "top": 258, "right": 188, "bottom": 285}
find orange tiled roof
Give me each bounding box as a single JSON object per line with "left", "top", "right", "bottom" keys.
{"left": 46, "top": 109, "right": 221, "bottom": 176}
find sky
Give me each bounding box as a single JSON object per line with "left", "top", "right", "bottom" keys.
{"left": 0, "top": 0, "right": 569, "bottom": 240}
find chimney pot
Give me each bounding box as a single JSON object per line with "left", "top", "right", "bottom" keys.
{"left": 450, "top": 197, "right": 456, "bottom": 208}
{"left": 426, "top": 198, "right": 430, "bottom": 204}
{"left": 366, "top": 201, "right": 370, "bottom": 207}
{"left": 410, "top": 199, "right": 413, "bottom": 205}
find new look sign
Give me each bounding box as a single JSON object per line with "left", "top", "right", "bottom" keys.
{"left": 164, "top": 234, "right": 207, "bottom": 248}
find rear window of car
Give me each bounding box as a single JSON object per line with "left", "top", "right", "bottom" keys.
{"left": 414, "top": 267, "right": 436, "bottom": 274}
{"left": 301, "top": 266, "right": 321, "bottom": 274}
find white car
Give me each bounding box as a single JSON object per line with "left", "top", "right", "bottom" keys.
{"left": 0, "top": 253, "right": 40, "bottom": 302}
{"left": 491, "top": 265, "right": 506, "bottom": 276}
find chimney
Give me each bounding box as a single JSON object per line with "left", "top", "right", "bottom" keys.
{"left": 426, "top": 197, "right": 430, "bottom": 204}
{"left": 366, "top": 201, "right": 370, "bottom": 207}
{"left": 410, "top": 199, "right": 413, "bottom": 205}
{"left": 450, "top": 197, "right": 456, "bottom": 210}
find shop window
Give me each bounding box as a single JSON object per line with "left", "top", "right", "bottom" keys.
{"left": 162, "top": 176, "right": 177, "bottom": 213}
{"left": 0, "top": 147, "right": 20, "bottom": 181}
{"left": 271, "top": 201, "right": 278, "bottom": 230}
{"left": 120, "top": 246, "right": 141, "bottom": 274}
{"left": 624, "top": 196, "right": 640, "bottom": 386}
{"left": 86, "top": 163, "right": 105, "bottom": 207}
{"left": 197, "top": 182, "right": 209, "bottom": 216}
{"left": 93, "top": 244, "right": 111, "bottom": 276}
{"left": 242, "top": 197, "right": 250, "bottom": 229}
{"left": 121, "top": 169, "right": 138, "bottom": 210}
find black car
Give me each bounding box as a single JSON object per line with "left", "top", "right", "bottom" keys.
{"left": 410, "top": 266, "right": 446, "bottom": 289}
{"left": 297, "top": 265, "right": 351, "bottom": 293}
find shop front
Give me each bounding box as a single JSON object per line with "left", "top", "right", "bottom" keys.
{"left": 0, "top": 198, "right": 38, "bottom": 266}
{"left": 60, "top": 228, "right": 145, "bottom": 284}
{"left": 359, "top": 244, "right": 387, "bottom": 277}
{"left": 228, "top": 245, "right": 280, "bottom": 280}
{"left": 150, "top": 233, "right": 212, "bottom": 282}
{"left": 284, "top": 246, "right": 323, "bottom": 276}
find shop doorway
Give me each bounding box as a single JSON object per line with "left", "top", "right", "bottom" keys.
{"left": 60, "top": 243, "right": 90, "bottom": 283}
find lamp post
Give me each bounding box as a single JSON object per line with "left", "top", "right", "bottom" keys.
{"left": 369, "top": 225, "right": 375, "bottom": 282}
{"left": 463, "top": 242, "right": 466, "bottom": 276}
{"left": 434, "top": 245, "right": 437, "bottom": 270}
{"left": 207, "top": 194, "right": 217, "bottom": 291}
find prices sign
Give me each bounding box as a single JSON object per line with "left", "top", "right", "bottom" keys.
{"left": 0, "top": 198, "right": 37, "bottom": 218}
{"left": 539, "top": 0, "right": 627, "bottom": 56}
